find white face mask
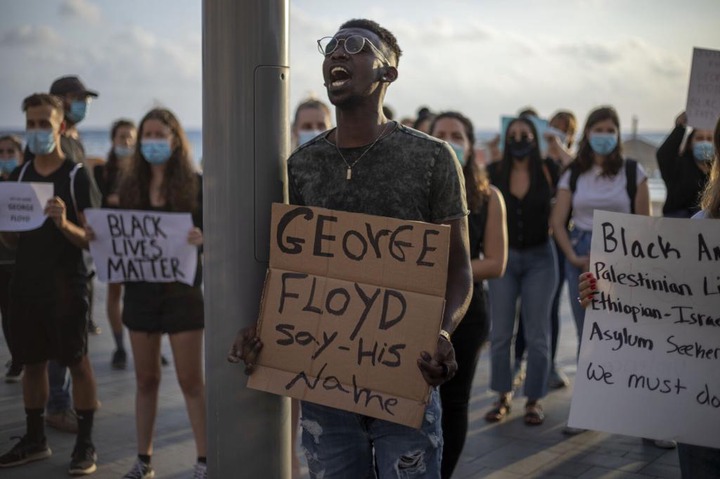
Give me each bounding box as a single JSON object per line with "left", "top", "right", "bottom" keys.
{"left": 298, "top": 130, "right": 322, "bottom": 146}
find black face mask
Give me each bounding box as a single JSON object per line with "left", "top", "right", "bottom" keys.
{"left": 508, "top": 138, "right": 533, "bottom": 159}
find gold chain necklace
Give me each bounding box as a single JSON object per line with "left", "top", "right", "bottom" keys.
{"left": 334, "top": 122, "right": 390, "bottom": 180}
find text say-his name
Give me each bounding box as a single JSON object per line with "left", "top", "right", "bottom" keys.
{"left": 277, "top": 207, "right": 442, "bottom": 265}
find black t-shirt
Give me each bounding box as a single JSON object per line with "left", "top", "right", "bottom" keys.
{"left": 288, "top": 122, "right": 468, "bottom": 223}
{"left": 9, "top": 159, "right": 93, "bottom": 295}
{"left": 487, "top": 158, "right": 559, "bottom": 249}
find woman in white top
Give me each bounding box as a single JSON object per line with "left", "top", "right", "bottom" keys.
{"left": 551, "top": 106, "right": 650, "bottom": 347}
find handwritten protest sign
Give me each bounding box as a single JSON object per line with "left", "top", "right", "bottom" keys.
{"left": 84, "top": 208, "right": 197, "bottom": 285}
{"left": 0, "top": 182, "right": 54, "bottom": 232}
{"left": 247, "top": 204, "right": 450, "bottom": 428}
{"left": 568, "top": 211, "right": 720, "bottom": 448}
{"left": 686, "top": 47, "right": 720, "bottom": 130}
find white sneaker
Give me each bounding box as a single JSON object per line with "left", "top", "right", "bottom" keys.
{"left": 192, "top": 462, "right": 207, "bottom": 479}
{"left": 123, "top": 459, "right": 155, "bottom": 479}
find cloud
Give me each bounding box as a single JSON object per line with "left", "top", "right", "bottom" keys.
{"left": 0, "top": 26, "right": 63, "bottom": 48}
{"left": 554, "top": 42, "right": 622, "bottom": 64}
{"left": 59, "top": 0, "right": 102, "bottom": 24}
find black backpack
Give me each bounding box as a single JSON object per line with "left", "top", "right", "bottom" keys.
{"left": 569, "top": 158, "right": 638, "bottom": 214}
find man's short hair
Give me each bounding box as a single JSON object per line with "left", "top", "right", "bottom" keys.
{"left": 22, "top": 93, "right": 65, "bottom": 117}
{"left": 339, "top": 18, "right": 402, "bottom": 65}
{"left": 0, "top": 134, "right": 23, "bottom": 153}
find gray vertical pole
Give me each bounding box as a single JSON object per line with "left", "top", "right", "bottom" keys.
{"left": 202, "top": 1, "right": 290, "bottom": 477}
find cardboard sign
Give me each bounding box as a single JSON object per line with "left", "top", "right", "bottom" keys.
{"left": 0, "top": 182, "right": 54, "bottom": 232}
{"left": 85, "top": 208, "right": 198, "bottom": 285}
{"left": 247, "top": 203, "right": 450, "bottom": 428}
{"left": 686, "top": 47, "right": 720, "bottom": 130}
{"left": 568, "top": 211, "right": 720, "bottom": 448}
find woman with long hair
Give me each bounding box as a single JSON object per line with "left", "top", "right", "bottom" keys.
{"left": 656, "top": 111, "right": 713, "bottom": 218}
{"left": 93, "top": 119, "right": 136, "bottom": 370}
{"left": 94, "top": 108, "right": 206, "bottom": 479}
{"left": 484, "top": 116, "right": 559, "bottom": 426}
{"left": 430, "top": 112, "right": 507, "bottom": 478}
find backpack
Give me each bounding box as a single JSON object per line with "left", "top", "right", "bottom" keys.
{"left": 17, "top": 160, "right": 84, "bottom": 219}
{"left": 569, "top": 158, "right": 638, "bottom": 214}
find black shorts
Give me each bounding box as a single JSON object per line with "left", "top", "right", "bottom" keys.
{"left": 123, "top": 282, "right": 204, "bottom": 334}
{"left": 8, "top": 284, "right": 89, "bottom": 367}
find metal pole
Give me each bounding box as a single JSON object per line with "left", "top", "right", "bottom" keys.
{"left": 202, "top": 0, "right": 290, "bottom": 477}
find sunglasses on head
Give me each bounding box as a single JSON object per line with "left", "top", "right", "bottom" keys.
{"left": 317, "top": 35, "right": 390, "bottom": 65}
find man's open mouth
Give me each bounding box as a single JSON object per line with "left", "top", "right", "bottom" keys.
{"left": 329, "top": 66, "right": 351, "bottom": 87}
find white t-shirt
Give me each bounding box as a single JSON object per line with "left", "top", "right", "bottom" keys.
{"left": 558, "top": 160, "right": 647, "bottom": 231}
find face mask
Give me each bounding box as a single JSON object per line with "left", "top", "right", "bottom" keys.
{"left": 66, "top": 100, "right": 88, "bottom": 124}
{"left": 448, "top": 142, "right": 466, "bottom": 166}
{"left": 508, "top": 138, "right": 533, "bottom": 159}
{"left": 141, "top": 139, "right": 172, "bottom": 165}
{"left": 0, "top": 159, "right": 18, "bottom": 175}
{"left": 298, "top": 129, "right": 322, "bottom": 146}
{"left": 26, "top": 129, "right": 56, "bottom": 155}
{"left": 114, "top": 145, "right": 134, "bottom": 158}
{"left": 588, "top": 132, "right": 618, "bottom": 156}
{"left": 693, "top": 141, "right": 714, "bottom": 163}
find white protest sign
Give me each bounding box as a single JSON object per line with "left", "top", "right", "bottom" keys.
{"left": 568, "top": 211, "right": 720, "bottom": 448}
{"left": 85, "top": 208, "right": 198, "bottom": 285}
{"left": 0, "top": 182, "right": 54, "bottom": 232}
{"left": 686, "top": 47, "right": 720, "bottom": 130}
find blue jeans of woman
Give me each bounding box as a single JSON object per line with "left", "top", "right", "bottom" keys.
{"left": 301, "top": 389, "right": 442, "bottom": 478}
{"left": 564, "top": 228, "right": 592, "bottom": 352}
{"left": 488, "top": 240, "right": 557, "bottom": 399}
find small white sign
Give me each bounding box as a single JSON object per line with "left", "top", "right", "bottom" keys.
{"left": 85, "top": 208, "right": 198, "bottom": 285}
{"left": 0, "top": 182, "right": 54, "bottom": 232}
{"left": 569, "top": 211, "right": 720, "bottom": 448}
{"left": 686, "top": 47, "right": 720, "bottom": 131}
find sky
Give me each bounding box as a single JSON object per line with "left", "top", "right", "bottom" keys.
{"left": 0, "top": 0, "right": 718, "bottom": 133}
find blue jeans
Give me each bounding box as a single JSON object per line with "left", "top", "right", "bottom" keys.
{"left": 564, "top": 228, "right": 592, "bottom": 349}
{"left": 300, "top": 389, "right": 443, "bottom": 478}
{"left": 46, "top": 360, "right": 72, "bottom": 413}
{"left": 488, "top": 241, "right": 557, "bottom": 399}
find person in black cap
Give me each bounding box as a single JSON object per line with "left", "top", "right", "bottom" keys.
{"left": 28, "top": 75, "right": 103, "bottom": 437}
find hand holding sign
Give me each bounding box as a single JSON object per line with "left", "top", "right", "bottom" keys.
{"left": 417, "top": 336, "right": 457, "bottom": 387}
{"left": 44, "top": 196, "right": 69, "bottom": 230}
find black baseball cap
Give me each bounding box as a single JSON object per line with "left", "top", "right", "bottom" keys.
{"left": 49, "top": 75, "right": 99, "bottom": 98}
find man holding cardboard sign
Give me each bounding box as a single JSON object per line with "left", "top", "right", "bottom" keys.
{"left": 229, "top": 18, "right": 472, "bottom": 478}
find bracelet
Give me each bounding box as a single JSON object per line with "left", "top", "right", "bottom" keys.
{"left": 439, "top": 329, "right": 451, "bottom": 342}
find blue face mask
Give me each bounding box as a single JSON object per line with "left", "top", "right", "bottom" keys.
{"left": 141, "top": 139, "right": 172, "bottom": 165}
{"left": 448, "top": 142, "right": 466, "bottom": 166}
{"left": 298, "top": 130, "right": 322, "bottom": 146}
{"left": 693, "top": 141, "right": 714, "bottom": 163}
{"left": 588, "top": 132, "right": 618, "bottom": 156}
{"left": 66, "top": 100, "right": 88, "bottom": 124}
{"left": 0, "top": 159, "right": 18, "bottom": 175}
{"left": 26, "top": 129, "right": 56, "bottom": 155}
{"left": 114, "top": 145, "right": 135, "bottom": 158}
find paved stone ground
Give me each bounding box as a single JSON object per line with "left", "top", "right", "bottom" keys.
{"left": 0, "top": 281, "right": 680, "bottom": 478}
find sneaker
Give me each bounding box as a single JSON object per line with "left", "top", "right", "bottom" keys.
{"left": 5, "top": 362, "right": 23, "bottom": 383}
{"left": 562, "top": 425, "right": 587, "bottom": 435}
{"left": 643, "top": 438, "right": 677, "bottom": 449}
{"left": 46, "top": 409, "right": 79, "bottom": 434}
{"left": 111, "top": 349, "right": 127, "bottom": 370}
{"left": 193, "top": 462, "right": 207, "bottom": 479}
{"left": 87, "top": 319, "right": 101, "bottom": 335}
{"left": 123, "top": 459, "right": 155, "bottom": 479}
{"left": 548, "top": 367, "right": 569, "bottom": 389}
{"left": 0, "top": 435, "right": 52, "bottom": 468}
{"left": 68, "top": 441, "right": 97, "bottom": 475}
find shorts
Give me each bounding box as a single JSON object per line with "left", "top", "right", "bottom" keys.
{"left": 123, "top": 282, "right": 204, "bottom": 334}
{"left": 8, "top": 283, "right": 89, "bottom": 367}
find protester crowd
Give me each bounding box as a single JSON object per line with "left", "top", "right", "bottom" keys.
{"left": 0, "top": 16, "right": 717, "bottom": 479}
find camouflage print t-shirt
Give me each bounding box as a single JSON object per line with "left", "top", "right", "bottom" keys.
{"left": 287, "top": 122, "right": 468, "bottom": 223}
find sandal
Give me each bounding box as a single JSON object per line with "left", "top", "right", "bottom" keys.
{"left": 485, "top": 398, "right": 511, "bottom": 422}
{"left": 524, "top": 402, "right": 545, "bottom": 426}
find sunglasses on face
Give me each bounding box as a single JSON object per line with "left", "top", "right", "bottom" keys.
{"left": 317, "top": 35, "right": 391, "bottom": 65}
